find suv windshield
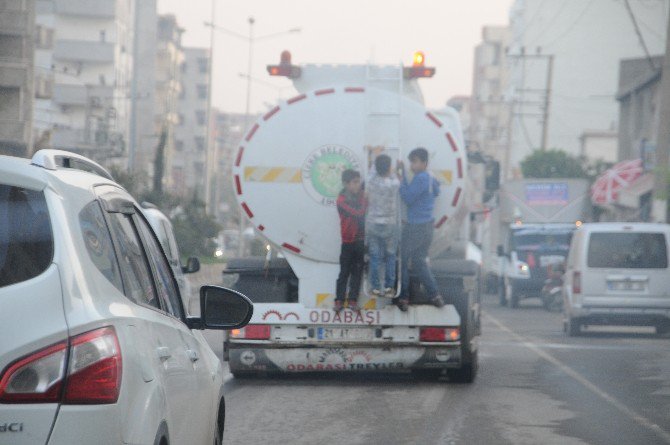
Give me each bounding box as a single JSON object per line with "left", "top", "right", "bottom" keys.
{"left": 587, "top": 232, "right": 668, "bottom": 269}
{"left": 0, "top": 184, "right": 54, "bottom": 287}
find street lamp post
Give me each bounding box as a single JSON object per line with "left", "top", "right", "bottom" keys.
{"left": 204, "top": 19, "right": 300, "bottom": 255}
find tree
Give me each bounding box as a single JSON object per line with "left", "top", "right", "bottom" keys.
{"left": 171, "top": 194, "right": 222, "bottom": 258}
{"left": 520, "top": 149, "right": 587, "bottom": 179}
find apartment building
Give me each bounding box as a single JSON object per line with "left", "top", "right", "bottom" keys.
{"left": 34, "top": 0, "right": 134, "bottom": 165}
{"left": 0, "top": 0, "right": 35, "bottom": 157}
{"left": 470, "top": 26, "right": 512, "bottom": 168}
{"left": 173, "top": 47, "right": 210, "bottom": 198}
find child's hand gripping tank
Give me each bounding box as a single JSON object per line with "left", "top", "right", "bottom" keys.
{"left": 225, "top": 55, "right": 480, "bottom": 382}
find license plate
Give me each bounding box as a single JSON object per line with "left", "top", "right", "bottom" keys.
{"left": 540, "top": 255, "right": 565, "bottom": 267}
{"left": 317, "top": 327, "right": 374, "bottom": 341}
{"left": 607, "top": 281, "right": 645, "bottom": 291}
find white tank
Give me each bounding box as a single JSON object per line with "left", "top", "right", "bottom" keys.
{"left": 232, "top": 65, "right": 469, "bottom": 307}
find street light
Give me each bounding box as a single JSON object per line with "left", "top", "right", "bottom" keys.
{"left": 204, "top": 18, "right": 300, "bottom": 255}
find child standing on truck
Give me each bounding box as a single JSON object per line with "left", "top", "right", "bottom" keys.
{"left": 335, "top": 169, "right": 367, "bottom": 312}
{"left": 366, "top": 154, "right": 400, "bottom": 297}
{"left": 398, "top": 147, "right": 445, "bottom": 312}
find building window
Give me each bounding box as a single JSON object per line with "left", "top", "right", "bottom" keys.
{"left": 180, "top": 62, "right": 187, "bottom": 73}
{"left": 100, "top": 30, "right": 106, "bottom": 42}
{"left": 197, "top": 84, "right": 208, "bottom": 99}
{"left": 194, "top": 136, "right": 205, "bottom": 151}
{"left": 178, "top": 113, "right": 184, "bottom": 125}
{"left": 175, "top": 140, "right": 184, "bottom": 151}
{"left": 35, "top": 26, "right": 54, "bottom": 49}
{"left": 197, "top": 57, "right": 209, "bottom": 74}
{"left": 196, "top": 110, "right": 206, "bottom": 126}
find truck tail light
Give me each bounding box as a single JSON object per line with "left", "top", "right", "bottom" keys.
{"left": 0, "top": 327, "right": 121, "bottom": 405}
{"left": 231, "top": 325, "right": 271, "bottom": 340}
{"left": 63, "top": 327, "right": 122, "bottom": 404}
{"left": 420, "top": 327, "right": 459, "bottom": 342}
{"left": 573, "top": 271, "right": 581, "bottom": 294}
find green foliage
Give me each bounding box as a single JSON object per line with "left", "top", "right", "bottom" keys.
{"left": 110, "top": 169, "right": 221, "bottom": 258}
{"left": 520, "top": 149, "right": 587, "bottom": 179}
{"left": 171, "top": 196, "right": 222, "bottom": 258}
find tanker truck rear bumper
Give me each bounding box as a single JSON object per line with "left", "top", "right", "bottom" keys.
{"left": 227, "top": 342, "right": 462, "bottom": 374}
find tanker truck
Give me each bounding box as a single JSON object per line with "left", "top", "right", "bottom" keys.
{"left": 223, "top": 52, "right": 480, "bottom": 382}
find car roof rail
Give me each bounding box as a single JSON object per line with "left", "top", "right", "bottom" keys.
{"left": 31, "top": 149, "right": 115, "bottom": 181}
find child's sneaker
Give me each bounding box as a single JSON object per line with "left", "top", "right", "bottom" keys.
{"left": 333, "top": 300, "right": 344, "bottom": 313}
{"left": 347, "top": 300, "right": 360, "bottom": 312}
{"left": 384, "top": 287, "right": 395, "bottom": 297}
{"left": 371, "top": 288, "right": 382, "bottom": 296}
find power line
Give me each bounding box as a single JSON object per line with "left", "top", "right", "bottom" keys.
{"left": 623, "top": 0, "right": 659, "bottom": 70}
{"left": 541, "top": 0, "right": 595, "bottom": 49}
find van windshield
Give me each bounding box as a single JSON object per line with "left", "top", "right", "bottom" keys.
{"left": 587, "top": 232, "right": 667, "bottom": 269}
{"left": 0, "top": 184, "right": 54, "bottom": 287}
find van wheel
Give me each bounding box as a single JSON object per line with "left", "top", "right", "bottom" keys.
{"left": 214, "top": 399, "right": 225, "bottom": 445}
{"left": 507, "top": 281, "right": 519, "bottom": 308}
{"left": 566, "top": 316, "right": 581, "bottom": 337}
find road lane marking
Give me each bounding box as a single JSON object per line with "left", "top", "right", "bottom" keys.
{"left": 484, "top": 312, "right": 670, "bottom": 444}
{"left": 481, "top": 340, "right": 662, "bottom": 352}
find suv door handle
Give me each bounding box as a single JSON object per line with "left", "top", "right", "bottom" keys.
{"left": 157, "top": 346, "right": 172, "bottom": 361}
{"left": 186, "top": 349, "right": 199, "bottom": 362}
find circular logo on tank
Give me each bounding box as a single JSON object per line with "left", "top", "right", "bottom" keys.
{"left": 301, "top": 144, "right": 361, "bottom": 206}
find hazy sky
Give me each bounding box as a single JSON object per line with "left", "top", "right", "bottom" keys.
{"left": 158, "top": 0, "right": 514, "bottom": 114}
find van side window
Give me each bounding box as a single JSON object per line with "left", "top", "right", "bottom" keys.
{"left": 587, "top": 232, "right": 668, "bottom": 269}
{"left": 135, "top": 213, "right": 184, "bottom": 319}
{"left": 79, "top": 201, "right": 123, "bottom": 293}
{"left": 108, "top": 213, "right": 160, "bottom": 309}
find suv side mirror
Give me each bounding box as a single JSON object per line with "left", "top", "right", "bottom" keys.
{"left": 496, "top": 245, "right": 505, "bottom": 257}
{"left": 192, "top": 286, "right": 253, "bottom": 330}
{"left": 182, "top": 256, "right": 200, "bottom": 274}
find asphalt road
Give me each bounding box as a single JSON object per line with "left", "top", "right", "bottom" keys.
{"left": 218, "top": 295, "right": 670, "bottom": 444}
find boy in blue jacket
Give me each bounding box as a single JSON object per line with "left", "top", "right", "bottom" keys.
{"left": 397, "top": 147, "right": 445, "bottom": 311}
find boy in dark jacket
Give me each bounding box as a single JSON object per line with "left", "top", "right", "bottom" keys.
{"left": 397, "top": 147, "right": 445, "bottom": 311}
{"left": 335, "top": 169, "right": 367, "bottom": 312}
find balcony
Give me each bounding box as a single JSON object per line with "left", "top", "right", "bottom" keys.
{"left": 0, "top": 120, "right": 28, "bottom": 145}
{"left": 0, "top": 65, "right": 29, "bottom": 88}
{"left": 53, "top": 84, "right": 113, "bottom": 106}
{"left": 54, "top": 0, "right": 115, "bottom": 18}
{"left": 54, "top": 40, "right": 114, "bottom": 63}
{"left": 0, "top": 11, "right": 29, "bottom": 36}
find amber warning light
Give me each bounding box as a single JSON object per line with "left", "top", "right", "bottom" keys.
{"left": 404, "top": 51, "right": 435, "bottom": 79}
{"left": 267, "top": 50, "right": 302, "bottom": 79}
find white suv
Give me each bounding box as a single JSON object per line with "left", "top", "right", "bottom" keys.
{"left": 0, "top": 150, "right": 252, "bottom": 445}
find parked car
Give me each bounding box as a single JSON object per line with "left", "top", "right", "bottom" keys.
{"left": 563, "top": 222, "right": 670, "bottom": 336}
{"left": 141, "top": 203, "right": 200, "bottom": 315}
{"left": 0, "top": 150, "right": 252, "bottom": 445}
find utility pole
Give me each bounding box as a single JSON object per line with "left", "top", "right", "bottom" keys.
{"left": 540, "top": 55, "right": 554, "bottom": 151}
{"left": 204, "top": 0, "right": 216, "bottom": 215}
{"left": 652, "top": 9, "right": 670, "bottom": 222}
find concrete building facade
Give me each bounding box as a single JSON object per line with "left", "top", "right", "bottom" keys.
{"left": 506, "top": 0, "right": 667, "bottom": 179}
{"left": 173, "top": 47, "right": 210, "bottom": 199}
{"left": 34, "top": 0, "right": 135, "bottom": 166}
{"left": 470, "top": 26, "right": 512, "bottom": 168}
{"left": 0, "top": 0, "right": 35, "bottom": 157}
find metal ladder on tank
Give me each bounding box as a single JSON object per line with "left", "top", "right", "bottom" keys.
{"left": 362, "top": 63, "right": 404, "bottom": 303}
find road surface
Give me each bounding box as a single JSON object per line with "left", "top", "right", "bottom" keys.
{"left": 218, "top": 295, "right": 670, "bottom": 444}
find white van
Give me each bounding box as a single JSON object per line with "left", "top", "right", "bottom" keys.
{"left": 563, "top": 223, "right": 670, "bottom": 336}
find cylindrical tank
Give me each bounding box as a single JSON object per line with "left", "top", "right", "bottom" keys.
{"left": 232, "top": 85, "right": 468, "bottom": 265}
